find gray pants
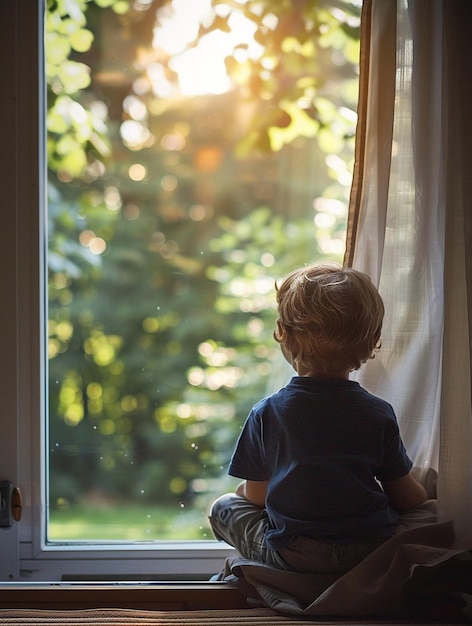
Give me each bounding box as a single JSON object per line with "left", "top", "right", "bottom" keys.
{"left": 209, "top": 493, "right": 388, "bottom": 575}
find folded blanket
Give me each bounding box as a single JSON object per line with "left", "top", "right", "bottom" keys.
{"left": 220, "top": 519, "right": 472, "bottom": 621}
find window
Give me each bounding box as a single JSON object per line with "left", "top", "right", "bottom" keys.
{"left": 0, "top": 0, "right": 359, "bottom": 580}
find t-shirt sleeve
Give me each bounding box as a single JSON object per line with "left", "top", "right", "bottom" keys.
{"left": 376, "top": 411, "right": 413, "bottom": 483}
{"left": 228, "top": 409, "right": 269, "bottom": 481}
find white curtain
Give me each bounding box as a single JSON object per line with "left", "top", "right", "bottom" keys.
{"left": 346, "top": 0, "right": 472, "bottom": 547}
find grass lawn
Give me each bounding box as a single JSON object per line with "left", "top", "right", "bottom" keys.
{"left": 48, "top": 504, "right": 214, "bottom": 541}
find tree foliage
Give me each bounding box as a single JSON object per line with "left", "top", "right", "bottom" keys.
{"left": 190, "top": 0, "right": 360, "bottom": 155}
{"left": 46, "top": 0, "right": 360, "bottom": 536}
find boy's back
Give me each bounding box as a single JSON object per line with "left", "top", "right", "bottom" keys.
{"left": 229, "top": 376, "right": 412, "bottom": 550}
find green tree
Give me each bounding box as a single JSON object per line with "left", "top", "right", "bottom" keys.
{"left": 46, "top": 0, "right": 359, "bottom": 535}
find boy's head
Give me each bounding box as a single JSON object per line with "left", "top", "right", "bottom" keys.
{"left": 273, "top": 262, "right": 384, "bottom": 375}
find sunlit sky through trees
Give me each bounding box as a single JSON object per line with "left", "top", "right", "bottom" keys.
{"left": 152, "top": 0, "right": 261, "bottom": 96}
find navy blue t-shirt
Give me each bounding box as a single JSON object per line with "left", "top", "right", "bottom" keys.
{"left": 228, "top": 376, "right": 412, "bottom": 550}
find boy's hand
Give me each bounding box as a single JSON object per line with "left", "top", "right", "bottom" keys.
{"left": 381, "top": 472, "right": 428, "bottom": 511}
{"left": 236, "top": 479, "right": 268, "bottom": 507}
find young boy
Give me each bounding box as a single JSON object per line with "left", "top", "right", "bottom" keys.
{"left": 209, "top": 262, "right": 427, "bottom": 575}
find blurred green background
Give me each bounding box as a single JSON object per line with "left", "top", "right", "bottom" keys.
{"left": 46, "top": 0, "right": 360, "bottom": 541}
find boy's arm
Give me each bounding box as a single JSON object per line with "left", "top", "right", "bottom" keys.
{"left": 235, "top": 479, "right": 268, "bottom": 507}
{"left": 381, "top": 472, "right": 428, "bottom": 511}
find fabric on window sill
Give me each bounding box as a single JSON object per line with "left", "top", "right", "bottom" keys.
{"left": 217, "top": 508, "right": 472, "bottom": 622}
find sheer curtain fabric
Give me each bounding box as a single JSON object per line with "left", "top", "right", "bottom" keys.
{"left": 346, "top": 0, "right": 472, "bottom": 547}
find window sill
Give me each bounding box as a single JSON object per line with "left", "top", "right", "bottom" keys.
{"left": 0, "top": 582, "right": 249, "bottom": 610}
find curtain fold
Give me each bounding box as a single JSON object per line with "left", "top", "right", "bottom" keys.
{"left": 345, "top": 0, "right": 472, "bottom": 547}
{"left": 344, "top": 0, "right": 396, "bottom": 279}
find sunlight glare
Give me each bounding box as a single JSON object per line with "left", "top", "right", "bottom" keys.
{"left": 153, "top": 0, "right": 259, "bottom": 96}
{"left": 169, "top": 32, "right": 232, "bottom": 95}
{"left": 153, "top": 0, "right": 211, "bottom": 55}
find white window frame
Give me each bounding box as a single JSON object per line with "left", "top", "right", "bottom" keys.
{"left": 0, "top": 0, "right": 233, "bottom": 582}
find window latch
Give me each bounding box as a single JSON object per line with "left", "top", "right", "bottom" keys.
{"left": 0, "top": 481, "right": 22, "bottom": 527}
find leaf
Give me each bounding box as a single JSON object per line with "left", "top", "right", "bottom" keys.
{"left": 58, "top": 0, "right": 88, "bottom": 22}
{"left": 69, "top": 27, "right": 94, "bottom": 53}
{"left": 112, "top": 1, "right": 130, "bottom": 14}
{"left": 93, "top": 0, "right": 115, "bottom": 7}
{"left": 59, "top": 146, "right": 88, "bottom": 177}
{"left": 47, "top": 109, "right": 70, "bottom": 134}
{"left": 57, "top": 60, "right": 91, "bottom": 94}
{"left": 46, "top": 33, "right": 71, "bottom": 66}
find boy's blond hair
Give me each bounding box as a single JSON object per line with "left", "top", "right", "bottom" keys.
{"left": 274, "top": 262, "right": 384, "bottom": 374}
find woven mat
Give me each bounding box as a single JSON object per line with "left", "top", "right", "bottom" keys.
{"left": 0, "top": 607, "right": 441, "bottom": 625}
{"left": 0, "top": 608, "right": 464, "bottom": 625}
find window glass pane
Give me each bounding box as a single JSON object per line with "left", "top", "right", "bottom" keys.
{"left": 46, "top": 0, "right": 360, "bottom": 542}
